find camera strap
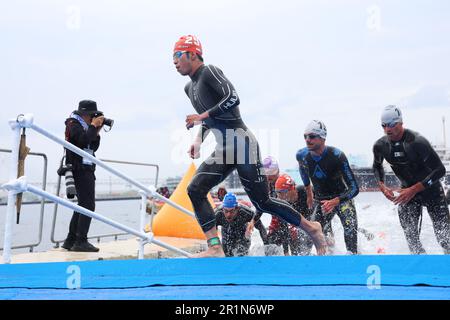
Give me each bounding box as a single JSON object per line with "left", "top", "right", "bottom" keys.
{"left": 70, "top": 113, "right": 89, "bottom": 131}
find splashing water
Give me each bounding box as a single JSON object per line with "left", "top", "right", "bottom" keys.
{"left": 248, "top": 192, "right": 446, "bottom": 256}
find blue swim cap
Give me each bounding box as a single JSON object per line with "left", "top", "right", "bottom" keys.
{"left": 222, "top": 192, "right": 238, "bottom": 208}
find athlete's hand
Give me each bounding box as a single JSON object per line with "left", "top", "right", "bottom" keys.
{"left": 245, "top": 220, "right": 255, "bottom": 239}
{"left": 379, "top": 184, "right": 396, "bottom": 202}
{"left": 188, "top": 142, "right": 201, "bottom": 159}
{"left": 321, "top": 197, "right": 340, "bottom": 214}
{"left": 393, "top": 183, "right": 425, "bottom": 205}
{"left": 185, "top": 112, "right": 208, "bottom": 130}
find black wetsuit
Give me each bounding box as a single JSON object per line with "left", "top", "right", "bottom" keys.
{"left": 64, "top": 117, "right": 100, "bottom": 245}
{"left": 215, "top": 204, "right": 268, "bottom": 257}
{"left": 297, "top": 146, "right": 360, "bottom": 254}
{"left": 373, "top": 129, "right": 450, "bottom": 254}
{"left": 185, "top": 64, "right": 306, "bottom": 232}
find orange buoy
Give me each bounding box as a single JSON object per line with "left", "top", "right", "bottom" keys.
{"left": 148, "top": 163, "right": 215, "bottom": 239}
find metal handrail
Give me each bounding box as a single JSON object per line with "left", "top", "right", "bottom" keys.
{"left": 2, "top": 179, "right": 191, "bottom": 258}
{"left": 2, "top": 114, "right": 195, "bottom": 264}
{"left": 50, "top": 156, "right": 160, "bottom": 247}
{"left": 0, "top": 148, "right": 47, "bottom": 252}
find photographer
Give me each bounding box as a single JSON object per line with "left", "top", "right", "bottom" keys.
{"left": 61, "top": 100, "right": 106, "bottom": 252}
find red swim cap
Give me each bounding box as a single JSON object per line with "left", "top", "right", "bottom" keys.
{"left": 173, "top": 35, "right": 203, "bottom": 56}
{"left": 275, "top": 174, "right": 296, "bottom": 191}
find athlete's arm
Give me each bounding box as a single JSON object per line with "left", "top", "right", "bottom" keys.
{"left": 202, "top": 65, "right": 240, "bottom": 118}
{"left": 214, "top": 209, "right": 224, "bottom": 226}
{"left": 241, "top": 206, "right": 257, "bottom": 239}
{"left": 305, "top": 185, "right": 314, "bottom": 209}
{"left": 337, "top": 152, "right": 359, "bottom": 202}
{"left": 414, "top": 136, "right": 447, "bottom": 188}
{"left": 244, "top": 208, "right": 268, "bottom": 243}
{"left": 394, "top": 137, "right": 445, "bottom": 205}
{"left": 296, "top": 151, "right": 313, "bottom": 208}
{"left": 185, "top": 113, "right": 209, "bottom": 129}
{"left": 188, "top": 124, "right": 211, "bottom": 159}
{"left": 372, "top": 141, "right": 385, "bottom": 183}
{"left": 372, "top": 140, "right": 396, "bottom": 201}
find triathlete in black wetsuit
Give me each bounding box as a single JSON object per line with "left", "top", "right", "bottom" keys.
{"left": 173, "top": 35, "right": 326, "bottom": 257}
{"left": 270, "top": 175, "right": 312, "bottom": 255}
{"left": 297, "top": 120, "right": 360, "bottom": 254}
{"left": 373, "top": 105, "right": 450, "bottom": 254}
{"left": 214, "top": 193, "right": 268, "bottom": 257}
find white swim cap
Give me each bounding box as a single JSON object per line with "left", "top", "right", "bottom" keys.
{"left": 304, "top": 120, "right": 327, "bottom": 139}
{"left": 381, "top": 105, "right": 402, "bottom": 125}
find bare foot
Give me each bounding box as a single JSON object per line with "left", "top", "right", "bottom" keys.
{"left": 308, "top": 221, "right": 327, "bottom": 255}
{"left": 193, "top": 245, "right": 225, "bottom": 258}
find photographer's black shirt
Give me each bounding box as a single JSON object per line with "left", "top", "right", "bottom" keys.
{"left": 65, "top": 118, "right": 100, "bottom": 171}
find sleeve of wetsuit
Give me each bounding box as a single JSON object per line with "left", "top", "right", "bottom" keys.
{"left": 202, "top": 65, "right": 240, "bottom": 118}
{"left": 296, "top": 151, "right": 311, "bottom": 187}
{"left": 413, "top": 136, "right": 446, "bottom": 188}
{"left": 69, "top": 122, "right": 100, "bottom": 150}
{"left": 372, "top": 140, "right": 386, "bottom": 183}
{"left": 338, "top": 152, "right": 359, "bottom": 202}
{"left": 240, "top": 205, "right": 256, "bottom": 222}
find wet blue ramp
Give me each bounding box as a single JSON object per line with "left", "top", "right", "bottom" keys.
{"left": 0, "top": 255, "right": 449, "bottom": 299}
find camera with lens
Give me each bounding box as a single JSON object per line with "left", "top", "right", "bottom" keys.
{"left": 57, "top": 164, "right": 77, "bottom": 199}
{"left": 94, "top": 112, "right": 114, "bottom": 130}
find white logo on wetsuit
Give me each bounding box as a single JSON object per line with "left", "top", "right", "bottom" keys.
{"left": 394, "top": 152, "right": 405, "bottom": 157}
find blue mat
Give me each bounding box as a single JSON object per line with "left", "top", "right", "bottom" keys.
{"left": 0, "top": 255, "right": 449, "bottom": 299}
{"left": 1, "top": 285, "right": 450, "bottom": 300}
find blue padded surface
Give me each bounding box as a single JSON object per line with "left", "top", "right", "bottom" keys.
{"left": 0, "top": 255, "right": 449, "bottom": 291}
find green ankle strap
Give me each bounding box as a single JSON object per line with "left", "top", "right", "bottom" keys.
{"left": 207, "top": 237, "right": 221, "bottom": 247}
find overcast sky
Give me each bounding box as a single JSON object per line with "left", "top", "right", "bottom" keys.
{"left": 1, "top": 0, "right": 449, "bottom": 185}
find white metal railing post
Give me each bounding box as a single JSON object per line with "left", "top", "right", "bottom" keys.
{"left": 138, "top": 191, "right": 148, "bottom": 259}
{"left": 2, "top": 118, "right": 22, "bottom": 264}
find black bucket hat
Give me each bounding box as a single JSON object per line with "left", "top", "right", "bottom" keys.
{"left": 77, "top": 100, "right": 102, "bottom": 116}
